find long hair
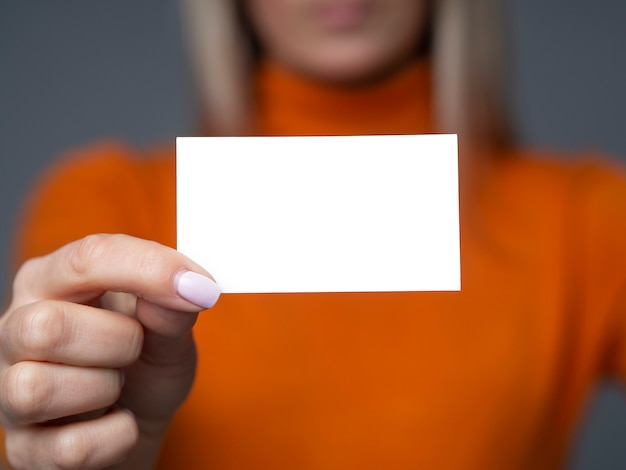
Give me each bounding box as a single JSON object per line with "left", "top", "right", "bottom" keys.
{"left": 179, "top": 0, "right": 515, "bottom": 148}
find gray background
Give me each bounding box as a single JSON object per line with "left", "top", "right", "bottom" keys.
{"left": 1, "top": 0, "right": 626, "bottom": 467}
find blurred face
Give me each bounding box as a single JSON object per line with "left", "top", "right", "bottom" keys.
{"left": 244, "top": 0, "right": 431, "bottom": 84}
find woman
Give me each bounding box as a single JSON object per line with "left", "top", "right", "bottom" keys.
{"left": 2, "top": 0, "right": 626, "bottom": 468}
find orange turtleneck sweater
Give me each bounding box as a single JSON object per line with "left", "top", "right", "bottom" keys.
{"left": 5, "top": 60, "right": 626, "bottom": 469}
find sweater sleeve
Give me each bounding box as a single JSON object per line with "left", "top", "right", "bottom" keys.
{"left": 574, "top": 161, "right": 626, "bottom": 379}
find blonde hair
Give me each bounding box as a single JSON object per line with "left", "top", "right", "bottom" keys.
{"left": 179, "top": 0, "right": 514, "bottom": 147}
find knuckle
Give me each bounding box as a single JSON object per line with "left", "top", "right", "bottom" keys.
{"left": 68, "top": 234, "right": 112, "bottom": 276}
{"left": 21, "top": 301, "right": 68, "bottom": 359}
{"left": 4, "top": 433, "right": 28, "bottom": 470}
{"left": 1, "top": 363, "right": 51, "bottom": 423}
{"left": 11, "top": 257, "right": 40, "bottom": 301}
{"left": 13, "top": 258, "right": 36, "bottom": 285}
{"left": 52, "top": 428, "right": 92, "bottom": 470}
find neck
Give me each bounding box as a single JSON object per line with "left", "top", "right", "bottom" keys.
{"left": 250, "top": 57, "right": 434, "bottom": 137}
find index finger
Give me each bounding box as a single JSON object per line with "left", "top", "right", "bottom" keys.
{"left": 11, "top": 234, "right": 221, "bottom": 311}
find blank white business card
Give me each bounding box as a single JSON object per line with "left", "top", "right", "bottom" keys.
{"left": 177, "top": 135, "right": 460, "bottom": 293}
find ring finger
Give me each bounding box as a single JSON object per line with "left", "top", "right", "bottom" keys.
{"left": 0, "top": 361, "right": 123, "bottom": 425}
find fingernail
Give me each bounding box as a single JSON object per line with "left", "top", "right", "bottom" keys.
{"left": 174, "top": 271, "right": 221, "bottom": 309}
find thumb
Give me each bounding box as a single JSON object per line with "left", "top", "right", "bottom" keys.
{"left": 119, "top": 298, "right": 199, "bottom": 423}
{"left": 134, "top": 297, "right": 199, "bottom": 341}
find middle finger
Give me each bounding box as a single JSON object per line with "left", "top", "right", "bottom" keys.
{"left": 1, "top": 300, "right": 143, "bottom": 368}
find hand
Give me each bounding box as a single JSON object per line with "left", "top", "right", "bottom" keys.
{"left": 0, "top": 234, "right": 220, "bottom": 469}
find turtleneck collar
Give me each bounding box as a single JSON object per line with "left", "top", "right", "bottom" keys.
{"left": 251, "top": 58, "right": 434, "bottom": 137}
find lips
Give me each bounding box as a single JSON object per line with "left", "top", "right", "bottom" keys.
{"left": 314, "top": 0, "right": 373, "bottom": 31}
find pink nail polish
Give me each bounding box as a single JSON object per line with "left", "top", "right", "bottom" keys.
{"left": 175, "top": 271, "right": 221, "bottom": 309}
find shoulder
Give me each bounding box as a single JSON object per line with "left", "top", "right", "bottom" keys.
{"left": 16, "top": 140, "right": 176, "bottom": 262}
{"left": 502, "top": 147, "right": 626, "bottom": 252}
{"left": 479, "top": 147, "right": 626, "bottom": 257}
{"left": 35, "top": 139, "right": 175, "bottom": 188}
{"left": 497, "top": 146, "right": 626, "bottom": 205}
{"left": 27, "top": 139, "right": 176, "bottom": 222}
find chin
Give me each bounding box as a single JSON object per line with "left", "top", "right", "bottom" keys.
{"left": 295, "top": 36, "right": 417, "bottom": 85}
{"left": 311, "top": 57, "right": 404, "bottom": 85}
